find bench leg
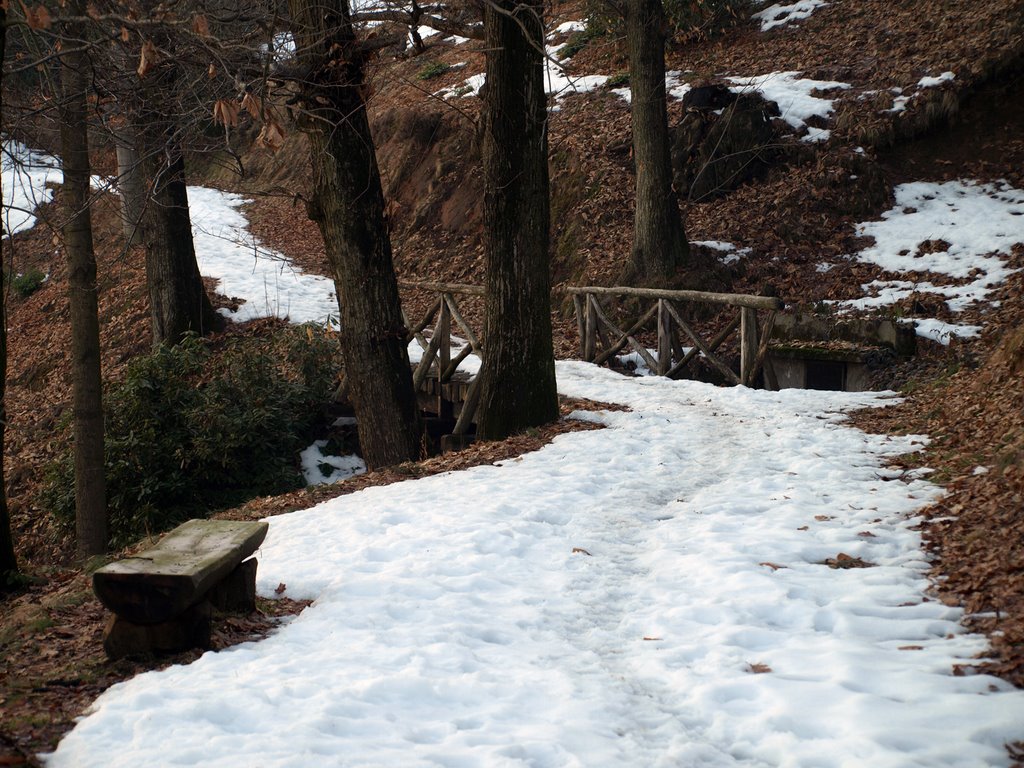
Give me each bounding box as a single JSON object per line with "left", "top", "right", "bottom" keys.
{"left": 208, "top": 557, "right": 258, "bottom": 614}
{"left": 103, "top": 600, "right": 212, "bottom": 660}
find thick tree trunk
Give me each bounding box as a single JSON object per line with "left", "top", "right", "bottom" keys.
{"left": 134, "top": 25, "right": 220, "bottom": 346}
{"left": 288, "top": 0, "right": 422, "bottom": 469}
{"left": 626, "top": 0, "right": 689, "bottom": 283}
{"left": 475, "top": 0, "right": 558, "bottom": 441}
{"left": 114, "top": 129, "right": 145, "bottom": 247}
{"left": 0, "top": 9, "right": 20, "bottom": 586}
{"left": 141, "top": 148, "right": 221, "bottom": 344}
{"left": 60, "top": 0, "right": 108, "bottom": 559}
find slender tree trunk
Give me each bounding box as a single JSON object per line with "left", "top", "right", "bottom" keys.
{"left": 114, "top": 129, "right": 145, "bottom": 247}
{"left": 60, "top": 1, "right": 107, "bottom": 559}
{"left": 475, "top": 0, "right": 559, "bottom": 440}
{"left": 626, "top": 0, "right": 689, "bottom": 283}
{"left": 0, "top": 9, "right": 20, "bottom": 586}
{"left": 288, "top": 0, "right": 422, "bottom": 469}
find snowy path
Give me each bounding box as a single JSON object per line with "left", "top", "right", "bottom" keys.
{"left": 47, "top": 364, "right": 1024, "bottom": 767}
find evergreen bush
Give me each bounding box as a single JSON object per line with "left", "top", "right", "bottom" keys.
{"left": 41, "top": 325, "right": 341, "bottom": 547}
{"left": 9, "top": 268, "right": 46, "bottom": 298}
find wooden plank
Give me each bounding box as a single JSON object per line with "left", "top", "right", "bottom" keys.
{"left": 592, "top": 303, "right": 658, "bottom": 366}
{"left": 412, "top": 321, "right": 445, "bottom": 391}
{"left": 445, "top": 294, "right": 482, "bottom": 354}
{"left": 584, "top": 293, "right": 597, "bottom": 362}
{"left": 745, "top": 310, "right": 778, "bottom": 388}
{"left": 572, "top": 294, "right": 586, "bottom": 359}
{"left": 590, "top": 296, "right": 658, "bottom": 372}
{"left": 405, "top": 296, "right": 441, "bottom": 351}
{"left": 740, "top": 307, "right": 758, "bottom": 386}
{"left": 562, "top": 285, "right": 784, "bottom": 311}
{"left": 401, "top": 281, "right": 784, "bottom": 309}
{"left": 453, "top": 373, "right": 482, "bottom": 436}
{"left": 438, "top": 296, "right": 452, "bottom": 382}
{"left": 93, "top": 520, "right": 268, "bottom": 625}
{"left": 666, "top": 314, "right": 740, "bottom": 379}
{"left": 657, "top": 299, "right": 672, "bottom": 376}
{"left": 399, "top": 280, "right": 485, "bottom": 296}
{"left": 442, "top": 344, "right": 475, "bottom": 381}
{"left": 664, "top": 301, "right": 741, "bottom": 385}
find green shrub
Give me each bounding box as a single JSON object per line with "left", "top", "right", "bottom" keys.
{"left": 606, "top": 72, "right": 630, "bottom": 88}
{"left": 9, "top": 268, "right": 46, "bottom": 298}
{"left": 417, "top": 61, "right": 449, "bottom": 80}
{"left": 41, "top": 325, "right": 341, "bottom": 547}
{"left": 559, "top": 24, "right": 604, "bottom": 60}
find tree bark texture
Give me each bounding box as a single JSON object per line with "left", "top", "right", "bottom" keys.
{"left": 114, "top": 129, "right": 145, "bottom": 247}
{"left": 0, "top": 7, "right": 20, "bottom": 585}
{"left": 475, "top": 0, "right": 559, "bottom": 440}
{"left": 60, "top": 1, "right": 108, "bottom": 559}
{"left": 135, "top": 28, "right": 220, "bottom": 346}
{"left": 626, "top": 0, "right": 689, "bottom": 283}
{"left": 140, "top": 149, "right": 221, "bottom": 345}
{"left": 288, "top": 0, "right": 422, "bottom": 469}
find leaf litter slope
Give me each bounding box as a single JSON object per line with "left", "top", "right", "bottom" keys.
{"left": 47, "top": 364, "right": 1024, "bottom": 766}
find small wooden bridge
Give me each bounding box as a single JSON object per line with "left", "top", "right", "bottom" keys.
{"left": 400, "top": 281, "right": 784, "bottom": 437}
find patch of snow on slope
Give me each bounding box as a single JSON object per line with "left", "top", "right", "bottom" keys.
{"left": 437, "top": 23, "right": 608, "bottom": 103}
{"left": 186, "top": 186, "right": 338, "bottom": 326}
{"left": 2, "top": 140, "right": 62, "bottom": 236}
{"left": 46, "top": 365, "right": 1024, "bottom": 767}
{"left": 728, "top": 71, "right": 850, "bottom": 142}
{"left": 753, "top": 0, "right": 828, "bottom": 31}
{"left": 886, "top": 71, "right": 956, "bottom": 113}
{"left": 693, "top": 240, "right": 751, "bottom": 265}
{"left": 300, "top": 441, "right": 366, "bottom": 486}
{"left": 840, "top": 179, "right": 1024, "bottom": 342}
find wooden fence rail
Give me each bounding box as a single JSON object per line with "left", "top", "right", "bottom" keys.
{"left": 398, "top": 281, "right": 784, "bottom": 432}
{"left": 562, "top": 286, "right": 783, "bottom": 386}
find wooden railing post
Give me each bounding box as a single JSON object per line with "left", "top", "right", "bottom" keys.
{"left": 657, "top": 299, "right": 672, "bottom": 376}
{"left": 438, "top": 294, "right": 452, "bottom": 382}
{"left": 572, "top": 294, "right": 586, "bottom": 359}
{"left": 438, "top": 294, "right": 453, "bottom": 419}
{"left": 584, "top": 293, "right": 597, "bottom": 362}
{"left": 740, "top": 307, "right": 758, "bottom": 386}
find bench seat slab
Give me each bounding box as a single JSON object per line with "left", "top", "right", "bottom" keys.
{"left": 93, "top": 519, "right": 268, "bottom": 625}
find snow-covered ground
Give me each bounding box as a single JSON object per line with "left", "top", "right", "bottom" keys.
{"left": 2, "top": 139, "right": 62, "bottom": 236}
{"left": 186, "top": 186, "right": 338, "bottom": 326}
{"left": 839, "top": 179, "right": 1024, "bottom": 344}
{"left": 752, "top": 0, "right": 829, "bottom": 32}
{"left": 46, "top": 366, "right": 1024, "bottom": 766}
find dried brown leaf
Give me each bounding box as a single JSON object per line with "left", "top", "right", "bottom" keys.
{"left": 137, "top": 39, "right": 159, "bottom": 78}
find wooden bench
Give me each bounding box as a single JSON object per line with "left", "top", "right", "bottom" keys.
{"left": 92, "top": 519, "right": 269, "bottom": 659}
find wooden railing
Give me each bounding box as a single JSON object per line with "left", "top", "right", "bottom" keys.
{"left": 400, "top": 281, "right": 484, "bottom": 437}
{"left": 399, "top": 281, "right": 785, "bottom": 431}
{"left": 564, "top": 286, "right": 783, "bottom": 387}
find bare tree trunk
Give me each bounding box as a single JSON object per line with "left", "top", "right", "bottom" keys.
{"left": 141, "top": 147, "right": 222, "bottom": 344}
{"left": 134, "top": 20, "right": 221, "bottom": 346}
{"left": 114, "top": 129, "right": 145, "bottom": 247}
{"left": 626, "top": 0, "right": 689, "bottom": 283}
{"left": 0, "top": 8, "right": 20, "bottom": 587}
{"left": 475, "top": 0, "right": 559, "bottom": 440}
{"left": 288, "top": 0, "right": 422, "bottom": 469}
{"left": 60, "top": 0, "right": 108, "bottom": 559}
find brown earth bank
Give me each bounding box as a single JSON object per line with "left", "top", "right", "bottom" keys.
{"left": 2, "top": 0, "right": 1024, "bottom": 762}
